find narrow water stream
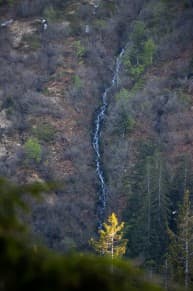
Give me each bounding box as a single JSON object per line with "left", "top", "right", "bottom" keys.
{"left": 92, "top": 49, "right": 125, "bottom": 228}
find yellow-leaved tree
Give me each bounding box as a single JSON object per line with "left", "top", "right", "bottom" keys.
{"left": 90, "top": 212, "right": 128, "bottom": 259}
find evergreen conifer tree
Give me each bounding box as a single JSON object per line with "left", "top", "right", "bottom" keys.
{"left": 168, "top": 190, "right": 193, "bottom": 289}
{"left": 125, "top": 147, "right": 170, "bottom": 268}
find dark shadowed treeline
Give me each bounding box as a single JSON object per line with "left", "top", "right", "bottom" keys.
{"left": 0, "top": 178, "right": 165, "bottom": 291}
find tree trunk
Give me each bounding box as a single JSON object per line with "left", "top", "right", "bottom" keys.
{"left": 158, "top": 162, "right": 162, "bottom": 222}
{"left": 185, "top": 239, "right": 189, "bottom": 289}
{"left": 164, "top": 258, "right": 168, "bottom": 291}
{"left": 111, "top": 236, "right": 114, "bottom": 259}
{"left": 147, "top": 163, "right": 151, "bottom": 242}
{"left": 184, "top": 165, "right": 187, "bottom": 192}
{"left": 185, "top": 201, "right": 189, "bottom": 289}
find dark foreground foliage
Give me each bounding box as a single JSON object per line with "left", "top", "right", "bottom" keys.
{"left": 0, "top": 178, "right": 164, "bottom": 291}
{"left": 1, "top": 244, "right": 163, "bottom": 291}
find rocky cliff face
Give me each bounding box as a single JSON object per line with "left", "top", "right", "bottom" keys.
{"left": 0, "top": 0, "right": 193, "bottom": 258}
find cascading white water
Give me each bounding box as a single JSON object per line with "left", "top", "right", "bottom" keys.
{"left": 92, "top": 49, "right": 125, "bottom": 228}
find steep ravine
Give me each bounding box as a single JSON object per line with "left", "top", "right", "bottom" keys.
{"left": 93, "top": 49, "right": 124, "bottom": 228}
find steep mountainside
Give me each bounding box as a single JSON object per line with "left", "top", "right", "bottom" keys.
{"left": 102, "top": 0, "right": 193, "bottom": 268}
{"left": 0, "top": 0, "right": 145, "bottom": 250}
{"left": 1, "top": 0, "right": 193, "bottom": 272}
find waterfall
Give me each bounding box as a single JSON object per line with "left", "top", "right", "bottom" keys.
{"left": 92, "top": 49, "right": 125, "bottom": 228}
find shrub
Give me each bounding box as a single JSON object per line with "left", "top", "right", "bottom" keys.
{"left": 123, "top": 49, "right": 132, "bottom": 68}
{"left": 130, "top": 64, "right": 145, "bottom": 79}
{"left": 115, "top": 88, "right": 130, "bottom": 100}
{"left": 74, "top": 40, "right": 86, "bottom": 59}
{"left": 22, "top": 34, "right": 41, "bottom": 50}
{"left": 3, "top": 96, "right": 15, "bottom": 111}
{"left": 42, "top": 87, "right": 50, "bottom": 96}
{"left": 142, "top": 38, "right": 156, "bottom": 66}
{"left": 115, "top": 80, "right": 144, "bottom": 101}
{"left": 73, "top": 75, "right": 83, "bottom": 89}
{"left": 70, "top": 75, "right": 84, "bottom": 98}
{"left": 177, "top": 89, "right": 191, "bottom": 106}
{"left": 93, "top": 19, "right": 107, "bottom": 30}
{"left": 32, "top": 123, "right": 55, "bottom": 142}
{"left": 123, "top": 37, "right": 156, "bottom": 79}
{"left": 24, "top": 137, "right": 42, "bottom": 163}
{"left": 43, "top": 5, "right": 59, "bottom": 22}
{"left": 123, "top": 20, "right": 156, "bottom": 79}
{"left": 129, "top": 78, "right": 145, "bottom": 97}
{"left": 132, "top": 21, "right": 146, "bottom": 47}
{"left": 114, "top": 111, "right": 135, "bottom": 136}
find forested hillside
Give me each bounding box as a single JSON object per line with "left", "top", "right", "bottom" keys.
{"left": 1, "top": 0, "right": 193, "bottom": 288}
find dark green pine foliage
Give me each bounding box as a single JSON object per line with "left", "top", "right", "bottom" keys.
{"left": 168, "top": 190, "right": 193, "bottom": 289}
{"left": 0, "top": 0, "right": 15, "bottom": 6}
{"left": 124, "top": 142, "right": 170, "bottom": 269}
{"left": 169, "top": 155, "right": 193, "bottom": 213}
{"left": 123, "top": 21, "right": 156, "bottom": 79}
